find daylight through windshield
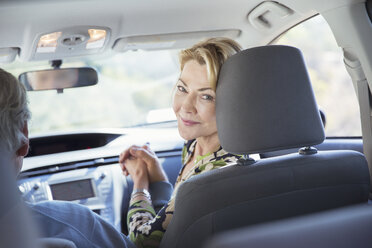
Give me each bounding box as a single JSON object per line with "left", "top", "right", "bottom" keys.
{"left": 3, "top": 50, "right": 179, "bottom": 135}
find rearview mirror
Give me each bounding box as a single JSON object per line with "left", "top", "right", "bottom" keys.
{"left": 19, "top": 67, "right": 98, "bottom": 92}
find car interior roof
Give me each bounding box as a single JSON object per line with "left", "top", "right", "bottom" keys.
{"left": 0, "top": 0, "right": 363, "bottom": 62}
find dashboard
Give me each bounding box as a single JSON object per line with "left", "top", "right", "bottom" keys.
{"left": 26, "top": 133, "right": 122, "bottom": 157}
{"left": 17, "top": 126, "right": 184, "bottom": 233}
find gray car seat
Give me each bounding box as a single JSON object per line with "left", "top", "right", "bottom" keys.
{"left": 204, "top": 204, "right": 372, "bottom": 248}
{"left": 159, "top": 45, "right": 370, "bottom": 248}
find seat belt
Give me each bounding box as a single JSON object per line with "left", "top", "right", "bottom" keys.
{"left": 344, "top": 48, "right": 372, "bottom": 196}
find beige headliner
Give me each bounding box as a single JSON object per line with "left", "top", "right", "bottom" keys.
{"left": 0, "top": 0, "right": 364, "bottom": 61}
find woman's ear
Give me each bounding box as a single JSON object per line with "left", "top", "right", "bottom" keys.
{"left": 16, "top": 122, "right": 29, "bottom": 157}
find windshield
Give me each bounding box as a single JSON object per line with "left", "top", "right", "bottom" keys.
{"left": 2, "top": 50, "right": 179, "bottom": 135}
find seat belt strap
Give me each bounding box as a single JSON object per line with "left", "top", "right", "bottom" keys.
{"left": 357, "top": 80, "right": 372, "bottom": 194}
{"left": 344, "top": 48, "right": 372, "bottom": 194}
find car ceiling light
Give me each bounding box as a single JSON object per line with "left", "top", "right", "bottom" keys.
{"left": 86, "top": 29, "right": 106, "bottom": 49}
{"left": 37, "top": 32, "right": 62, "bottom": 53}
{"left": 33, "top": 27, "right": 109, "bottom": 60}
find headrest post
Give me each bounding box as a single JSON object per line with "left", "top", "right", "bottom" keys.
{"left": 237, "top": 154, "right": 256, "bottom": 166}
{"left": 299, "top": 146, "right": 318, "bottom": 155}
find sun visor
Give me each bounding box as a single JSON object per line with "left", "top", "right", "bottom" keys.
{"left": 112, "top": 29, "right": 241, "bottom": 52}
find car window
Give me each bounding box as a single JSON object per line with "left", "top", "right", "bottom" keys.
{"left": 2, "top": 50, "right": 179, "bottom": 135}
{"left": 274, "top": 15, "right": 362, "bottom": 137}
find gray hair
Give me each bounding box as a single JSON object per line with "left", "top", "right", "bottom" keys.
{"left": 0, "top": 68, "right": 31, "bottom": 152}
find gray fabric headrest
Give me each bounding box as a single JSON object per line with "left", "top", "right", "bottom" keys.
{"left": 216, "top": 45, "right": 325, "bottom": 154}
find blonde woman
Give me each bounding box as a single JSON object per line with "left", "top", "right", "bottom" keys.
{"left": 120, "top": 37, "right": 242, "bottom": 247}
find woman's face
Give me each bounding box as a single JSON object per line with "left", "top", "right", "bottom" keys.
{"left": 173, "top": 60, "right": 217, "bottom": 141}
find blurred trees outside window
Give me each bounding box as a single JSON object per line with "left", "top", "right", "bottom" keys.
{"left": 275, "top": 15, "right": 362, "bottom": 137}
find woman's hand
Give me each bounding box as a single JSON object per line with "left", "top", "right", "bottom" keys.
{"left": 119, "top": 144, "right": 169, "bottom": 183}
{"left": 120, "top": 154, "right": 149, "bottom": 190}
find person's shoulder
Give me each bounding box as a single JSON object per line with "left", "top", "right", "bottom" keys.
{"left": 31, "top": 199, "right": 85, "bottom": 209}
{"left": 30, "top": 200, "right": 92, "bottom": 217}
{"left": 28, "top": 200, "right": 99, "bottom": 232}
{"left": 28, "top": 201, "right": 98, "bottom": 245}
{"left": 28, "top": 201, "right": 135, "bottom": 248}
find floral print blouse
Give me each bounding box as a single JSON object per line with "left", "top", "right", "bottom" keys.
{"left": 127, "top": 139, "right": 241, "bottom": 248}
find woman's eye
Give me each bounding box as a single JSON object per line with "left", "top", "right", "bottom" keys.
{"left": 201, "top": 94, "right": 214, "bottom": 101}
{"left": 177, "top": 85, "right": 187, "bottom": 93}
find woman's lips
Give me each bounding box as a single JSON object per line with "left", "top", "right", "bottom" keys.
{"left": 181, "top": 117, "right": 200, "bottom": 126}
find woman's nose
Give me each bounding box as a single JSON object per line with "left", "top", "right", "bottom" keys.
{"left": 181, "top": 94, "right": 196, "bottom": 113}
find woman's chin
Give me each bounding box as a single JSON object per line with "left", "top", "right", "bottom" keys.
{"left": 178, "top": 129, "right": 197, "bottom": 141}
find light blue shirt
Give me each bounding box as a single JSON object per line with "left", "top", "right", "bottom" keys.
{"left": 28, "top": 201, "right": 135, "bottom": 248}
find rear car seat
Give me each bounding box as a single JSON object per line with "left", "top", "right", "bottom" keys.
{"left": 204, "top": 204, "right": 372, "bottom": 248}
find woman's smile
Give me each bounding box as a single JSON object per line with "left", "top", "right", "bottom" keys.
{"left": 181, "top": 117, "right": 200, "bottom": 126}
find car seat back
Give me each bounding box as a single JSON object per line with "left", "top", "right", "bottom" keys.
{"left": 160, "top": 46, "right": 370, "bottom": 248}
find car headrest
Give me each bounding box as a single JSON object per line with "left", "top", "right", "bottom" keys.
{"left": 216, "top": 45, "right": 325, "bottom": 155}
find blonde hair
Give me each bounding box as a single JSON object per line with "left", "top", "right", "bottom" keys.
{"left": 179, "top": 37, "right": 242, "bottom": 90}
{"left": 0, "top": 68, "right": 31, "bottom": 152}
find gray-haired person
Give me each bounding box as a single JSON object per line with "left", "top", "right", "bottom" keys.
{"left": 0, "top": 68, "right": 135, "bottom": 248}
